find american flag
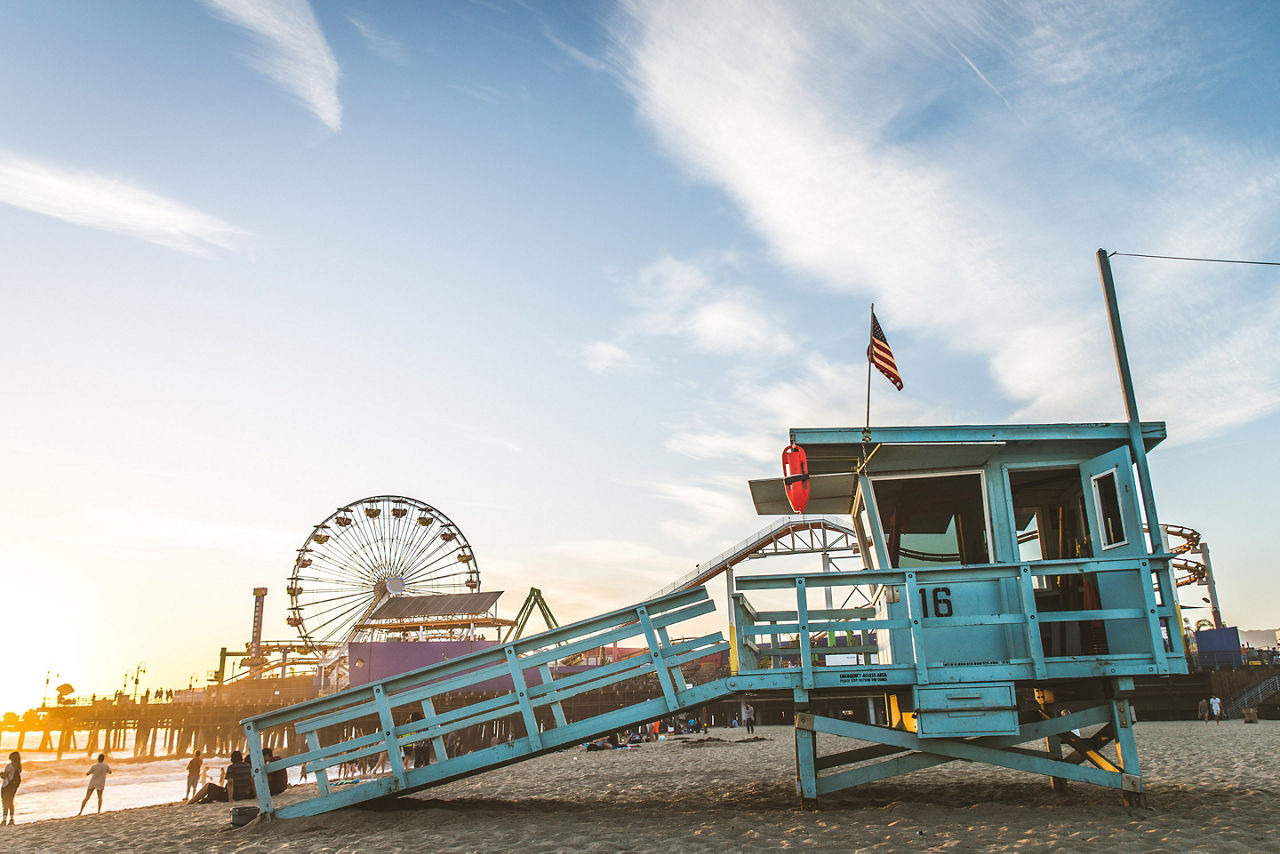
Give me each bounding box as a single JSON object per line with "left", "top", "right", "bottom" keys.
{"left": 867, "top": 310, "right": 903, "bottom": 390}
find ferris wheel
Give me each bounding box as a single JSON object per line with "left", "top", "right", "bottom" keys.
{"left": 286, "top": 495, "right": 479, "bottom": 652}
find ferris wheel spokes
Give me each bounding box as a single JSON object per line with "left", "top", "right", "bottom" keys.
{"left": 288, "top": 495, "right": 482, "bottom": 652}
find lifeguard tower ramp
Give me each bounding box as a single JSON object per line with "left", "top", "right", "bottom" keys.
{"left": 240, "top": 587, "right": 738, "bottom": 820}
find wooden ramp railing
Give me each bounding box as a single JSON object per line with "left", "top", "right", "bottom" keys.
{"left": 240, "top": 587, "right": 733, "bottom": 819}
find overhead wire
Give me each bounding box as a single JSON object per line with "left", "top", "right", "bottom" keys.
{"left": 1109, "top": 251, "right": 1280, "bottom": 266}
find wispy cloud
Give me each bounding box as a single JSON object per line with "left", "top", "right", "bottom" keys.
{"left": 585, "top": 250, "right": 950, "bottom": 475}
{"left": 477, "top": 436, "right": 522, "bottom": 453}
{"left": 543, "top": 25, "right": 612, "bottom": 76}
{"left": 949, "top": 40, "right": 1022, "bottom": 123}
{"left": 0, "top": 150, "right": 244, "bottom": 254}
{"left": 582, "top": 341, "right": 644, "bottom": 374}
{"left": 640, "top": 476, "right": 752, "bottom": 544}
{"left": 586, "top": 255, "right": 795, "bottom": 376}
{"left": 349, "top": 13, "right": 407, "bottom": 65}
{"left": 204, "top": 0, "right": 342, "bottom": 131}
{"left": 612, "top": 0, "right": 1280, "bottom": 442}
{"left": 447, "top": 82, "right": 507, "bottom": 104}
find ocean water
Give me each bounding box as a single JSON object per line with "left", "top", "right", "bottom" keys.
{"left": 0, "top": 734, "right": 298, "bottom": 825}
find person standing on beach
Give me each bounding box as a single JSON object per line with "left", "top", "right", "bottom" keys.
{"left": 745, "top": 704, "right": 756, "bottom": 735}
{"left": 185, "top": 751, "right": 203, "bottom": 799}
{"left": 1211, "top": 695, "right": 1223, "bottom": 723}
{"left": 78, "top": 754, "right": 111, "bottom": 815}
{"left": 1198, "top": 697, "right": 1210, "bottom": 723}
{"left": 1, "top": 751, "right": 20, "bottom": 825}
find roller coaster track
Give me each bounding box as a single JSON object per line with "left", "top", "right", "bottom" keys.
{"left": 558, "top": 517, "right": 861, "bottom": 667}
{"left": 647, "top": 516, "right": 860, "bottom": 601}
{"left": 1160, "top": 524, "right": 1209, "bottom": 588}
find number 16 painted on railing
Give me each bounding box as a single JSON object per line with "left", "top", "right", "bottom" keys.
{"left": 918, "top": 587, "right": 953, "bottom": 618}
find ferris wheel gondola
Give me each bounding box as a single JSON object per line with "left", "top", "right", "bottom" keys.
{"left": 287, "top": 495, "right": 480, "bottom": 653}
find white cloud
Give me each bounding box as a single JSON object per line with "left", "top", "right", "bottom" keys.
{"left": 204, "top": 0, "right": 342, "bottom": 131}
{"left": 0, "top": 150, "right": 244, "bottom": 254}
{"left": 645, "top": 479, "right": 749, "bottom": 544}
{"left": 581, "top": 254, "right": 794, "bottom": 376}
{"left": 612, "top": 1, "right": 1280, "bottom": 442}
{"left": 348, "top": 13, "right": 406, "bottom": 64}
{"left": 626, "top": 255, "right": 795, "bottom": 357}
{"left": 543, "top": 26, "right": 613, "bottom": 76}
{"left": 476, "top": 436, "right": 522, "bottom": 453}
{"left": 583, "top": 341, "right": 642, "bottom": 374}
{"left": 665, "top": 353, "right": 954, "bottom": 468}
{"left": 448, "top": 82, "right": 507, "bottom": 104}
{"left": 664, "top": 430, "right": 774, "bottom": 464}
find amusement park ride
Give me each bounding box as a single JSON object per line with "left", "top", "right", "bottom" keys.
{"left": 218, "top": 496, "right": 526, "bottom": 688}
{"left": 233, "top": 251, "right": 1206, "bottom": 820}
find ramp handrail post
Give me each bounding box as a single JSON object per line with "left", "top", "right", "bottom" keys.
{"left": 244, "top": 720, "right": 272, "bottom": 817}
{"left": 420, "top": 697, "right": 449, "bottom": 760}
{"left": 371, "top": 685, "right": 408, "bottom": 789}
{"left": 538, "top": 663, "right": 569, "bottom": 728}
{"left": 503, "top": 644, "right": 543, "bottom": 750}
{"left": 636, "top": 605, "right": 679, "bottom": 708}
{"left": 304, "top": 730, "right": 330, "bottom": 795}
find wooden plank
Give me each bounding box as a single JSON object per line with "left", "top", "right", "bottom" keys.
{"left": 372, "top": 685, "right": 407, "bottom": 790}
{"left": 503, "top": 645, "right": 542, "bottom": 751}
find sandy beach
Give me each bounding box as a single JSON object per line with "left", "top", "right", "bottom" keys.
{"left": 4, "top": 720, "right": 1276, "bottom": 852}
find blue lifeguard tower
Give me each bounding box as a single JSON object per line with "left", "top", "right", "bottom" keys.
{"left": 740, "top": 418, "right": 1184, "bottom": 805}
{"left": 238, "top": 251, "right": 1182, "bottom": 817}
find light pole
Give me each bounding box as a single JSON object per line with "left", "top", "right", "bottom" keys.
{"left": 131, "top": 664, "right": 146, "bottom": 702}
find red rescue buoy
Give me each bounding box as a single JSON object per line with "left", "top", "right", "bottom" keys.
{"left": 782, "top": 443, "right": 810, "bottom": 513}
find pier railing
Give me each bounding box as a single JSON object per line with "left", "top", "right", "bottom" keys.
{"left": 241, "top": 586, "right": 733, "bottom": 819}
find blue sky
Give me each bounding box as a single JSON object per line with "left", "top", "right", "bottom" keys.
{"left": 2, "top": 0, "right": 1279, "bottom": 711}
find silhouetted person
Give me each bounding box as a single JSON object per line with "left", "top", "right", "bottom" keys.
{"left": 188, "top": 751, "right": 254, "bottom": 803}
{"left": 79, "top": 754, "right": 111, "bottom": 815}
{"left": 261, "top": 748, "right": 288, "bottom": 795}
{"left": 185, "top": 751, "right": 203, "bottom": 799}
{"left": 1, "top": 751, "right": 20, "bottom": 824}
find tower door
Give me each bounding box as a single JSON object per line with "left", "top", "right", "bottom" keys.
{"left": 1079, "top": 445, "right": 1144, "bottom": 558}
{"left": 1078, "top": 444, "right": 1150, "bottom": 655}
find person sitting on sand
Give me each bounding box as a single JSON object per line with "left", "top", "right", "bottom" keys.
{"left": 78, "top": 753, "right": 112, "bottom": 815}
{"left": 260, "top": 748, "right": 288, "bottom": 796}
{"left": 586, "top": 733, "right": 621, "bottom": 751}
{"left": 185, "top": 751, "right": 203, "bottom": 799}
{"left": 188, "top": 751, "right": 255, "bottom": 804}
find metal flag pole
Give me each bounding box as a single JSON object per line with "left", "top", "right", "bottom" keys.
{"left": 1096, "top": 249, "right": 1163, "bottom": 554}
{"left": 865, "top": 304, "right": 874, "bottom": 435}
